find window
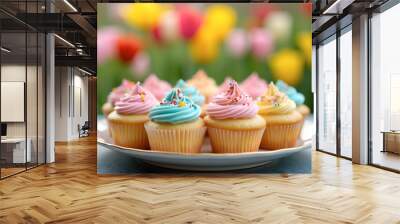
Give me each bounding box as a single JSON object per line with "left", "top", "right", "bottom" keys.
{"left": 370, "top": 3, "right": 400, "bottom": 171}
{"left": 0, "top": 1, "right": 46, "bottom": 179}
{"left": 317, "top": 36, "right": 337, "bottom": 154}
{"left": 339, "top": 27, "right": 352, "bottom": 158}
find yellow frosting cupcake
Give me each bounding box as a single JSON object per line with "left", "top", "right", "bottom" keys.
{"left": 187, "top": 70, "right": 218, "bottom": 103}
{"left": 297, "top": 104, "right": 310, "bottom": 118}
{"left": 257, "top": 83, "right": 303, "bottom": 150}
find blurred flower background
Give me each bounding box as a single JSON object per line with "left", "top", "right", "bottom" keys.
{"left": 98, "top": 3, "right": 312, "bottom": 113}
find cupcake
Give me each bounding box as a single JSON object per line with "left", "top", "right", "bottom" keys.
{"left": 102, "top": 79, "right": 135, "bottom": 117}
{"left": 143, "top": 74, "right": 172, "bottom": 101}
{"left": 205, "top": 80, "right": 266, "bottom": 153}
{"left": 187, "top": 70, "right": 218, "bottom": 103}
{"left": 145, "top": 88, "right": 206, "bottom": 153}
{"left": 175, "top": 79, "right": 206, "bottom": 117}
{"left": 175, "top": 79, "right": 205, "bottom": 106}
{"left": 107, "top": 83, "right": 158, "bottom": 149}
{"left": 240, "top": 72, "right": 268, "bottom": 100}
{"left": 275, "top": 80, "right": 310, "bottom": 117}
{"left": 257, "top": 83, "right": 303, "bottom": 150}
{"left": 218, "top": 76, "right": 233, "bottom": 93}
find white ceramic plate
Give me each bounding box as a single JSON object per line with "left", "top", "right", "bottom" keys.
{"left": 97, "top": 127, "right": 311, "bottom": 171}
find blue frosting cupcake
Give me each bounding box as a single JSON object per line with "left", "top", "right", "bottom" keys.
{"left": 275, "top": 80, "right": 305, "bottom": 106}
{"left": 149, "top": 88, "right": 201, "bottom": 124}
{"left": 145, "top": 88, "right": 206, "bottom": 153}
{"left": 175, "top": 79, "right": 205, "bottom": 106}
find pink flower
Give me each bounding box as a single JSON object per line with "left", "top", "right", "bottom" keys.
{"left": 177, "top": 6, "right": 203, "bottom": 40}
{"left": 97, "top": 27, "right": 120, "bottom": 64}
{"left": 249, "top": 28, "right": 273, "bottom": 59}
{"left": 240, "top": 72, "right": 268, "bottom": 99}
{"left": 226, "top": 29, "right": 248, "bottom": 58}
{"left": 131, "top": 52, "right": 150, "bottom": 77}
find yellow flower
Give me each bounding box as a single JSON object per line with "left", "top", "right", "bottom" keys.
{"left": 203, "top": 5, "right": 236, "bottom": 42}
{"left": 189, "top": 26, "right": 220, "bottom": 64}
{"left": 297, "top": 32, "right": 312, "bottom": 66}
{"left": 269, "top": 49, "right": 304, "bottom": 86}
{"left": 121, "top": 3, "right": 165, "bottom": 30}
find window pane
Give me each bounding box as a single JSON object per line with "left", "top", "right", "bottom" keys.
{"left": 340, "top": 29, "right": 352, "bottom": 158}
{"left": 1, "top": 30, "right": 27, "bottom": 177}
{"left": 371, "top": 4, "right": 400, "bottom": 171}
{"left": 317, "top": 37, "right": 337, "bottom": 154}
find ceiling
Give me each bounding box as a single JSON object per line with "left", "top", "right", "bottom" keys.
{"left": 312, "top": 0, "right": 389, "bottom": 43}
{"left": 0, "top": 0, "right": 97, "bottom": 74}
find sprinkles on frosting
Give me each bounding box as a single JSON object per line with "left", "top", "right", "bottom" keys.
{"left": 161, "top": 88, "right": 192, "bottom": 108}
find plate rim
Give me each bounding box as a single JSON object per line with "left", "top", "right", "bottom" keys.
{"left": 97, "top": 135, "right": 312, "bottom": 158}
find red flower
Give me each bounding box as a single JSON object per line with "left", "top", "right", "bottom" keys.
{"left": 177, "top": 6, "right": 202, "bottom": 40}
{"left": 251, "top": 5, "right": 278, "bottom": 26}
{"left": 151, "top": 25, "right": 163, "bottom": 43}
{"left": 116, "top": 35, "right": 142, "bottom": 64}
{"left": 301, "top": 3, "right": 312, "bottom": 17}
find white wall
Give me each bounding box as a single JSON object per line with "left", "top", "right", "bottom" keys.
{"left": 54, "top": 67, "right": 89, "bottom": 141}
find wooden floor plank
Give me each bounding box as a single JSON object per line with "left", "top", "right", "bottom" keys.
{"left": 0, "top": 135, "right": 400, "bottom": 223}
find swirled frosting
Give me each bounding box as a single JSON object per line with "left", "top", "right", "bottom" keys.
{"left": 257, "top": 83, "right": 296, "bottom": 115}
{"left": 207, "top": 80, "right": 258, "bottom": 119}
{"left": 143, "top": 74, "right": 172, "bottom": 101}
{"left": 114, "top": 83, "right": 158, "bottom": 115}
{"left": 187, "top": 70, "right": 218, "bottom": 98}
{"left": 240, "top": 72, "right": 268, "bottom": 99}
{"left": 218, "top": 76, "right": 233, "bottom": 93}
{"left": 175, "top": 79, "right": 205, "bottom": 106}
{"left": 275, "top": 80, "right": 305, "bottom": 105}
{"left": 107, "top": 79, "right": 135, "bottom": 105}
{"left": 149, "top": 88, "right": 201, "bottom": 124}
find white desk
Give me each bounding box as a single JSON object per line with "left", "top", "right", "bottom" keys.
{"left": 1, "top": 137, "right": 31, "bottom": 163}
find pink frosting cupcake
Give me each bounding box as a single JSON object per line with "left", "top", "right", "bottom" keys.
{"left": 108, "top": 79, "right": 136, "bottom": 106}
{"left": 217, "top": 76, "right": 234, "bottom": 94}
{"left": 107, "top": 83, "right": 158, "bottom": 149}
{"left": 204, "top": 80, "right": 266, "bottom": 153}
{"left": 207, "top": 81, "right": 258, "bottom": 119}
{"left": 143, "top": 74, "right": 172, "bottom": 101}
{"left": 102, "top": 79, "right": 135, "bottom": 117}
{"left": 240, "top": 72, "right": 268, "bottom": 100}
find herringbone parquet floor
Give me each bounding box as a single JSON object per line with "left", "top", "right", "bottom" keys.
{"left": 1, "top": 135, "right": 400, "bottom": 224}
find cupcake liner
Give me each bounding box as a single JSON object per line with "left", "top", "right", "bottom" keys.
{"left": 107, "top": 119, "right": 113, "bottom": 137}
{"left": 108, "top": 120, "right": 149, "bottom": 149}
{"left": 144, "top": 124, "right": 206, "bottom": 154}
{"left": 207, "top": 127, "right": 265, "bottom": 153}
{"left": 260, "top": 121, "right": 302, "bottom": 150}
{"left": 299, "top": 118, "right": 305, "bottom": 136}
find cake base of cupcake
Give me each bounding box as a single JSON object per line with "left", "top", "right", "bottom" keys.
{"left": 145, "top": 119, "right": 206, "bottom": 154}
{"left": 108, "top": 112, "right": 150, "bottom": 149}
{"left": 204, "top": 115, "right": 266, "bottom": 153}
{"left": 259, "top": 112, "right": 303, "bottom": 150}
{"left": 207, "top": 128, "right": 265, "bottom": 153}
